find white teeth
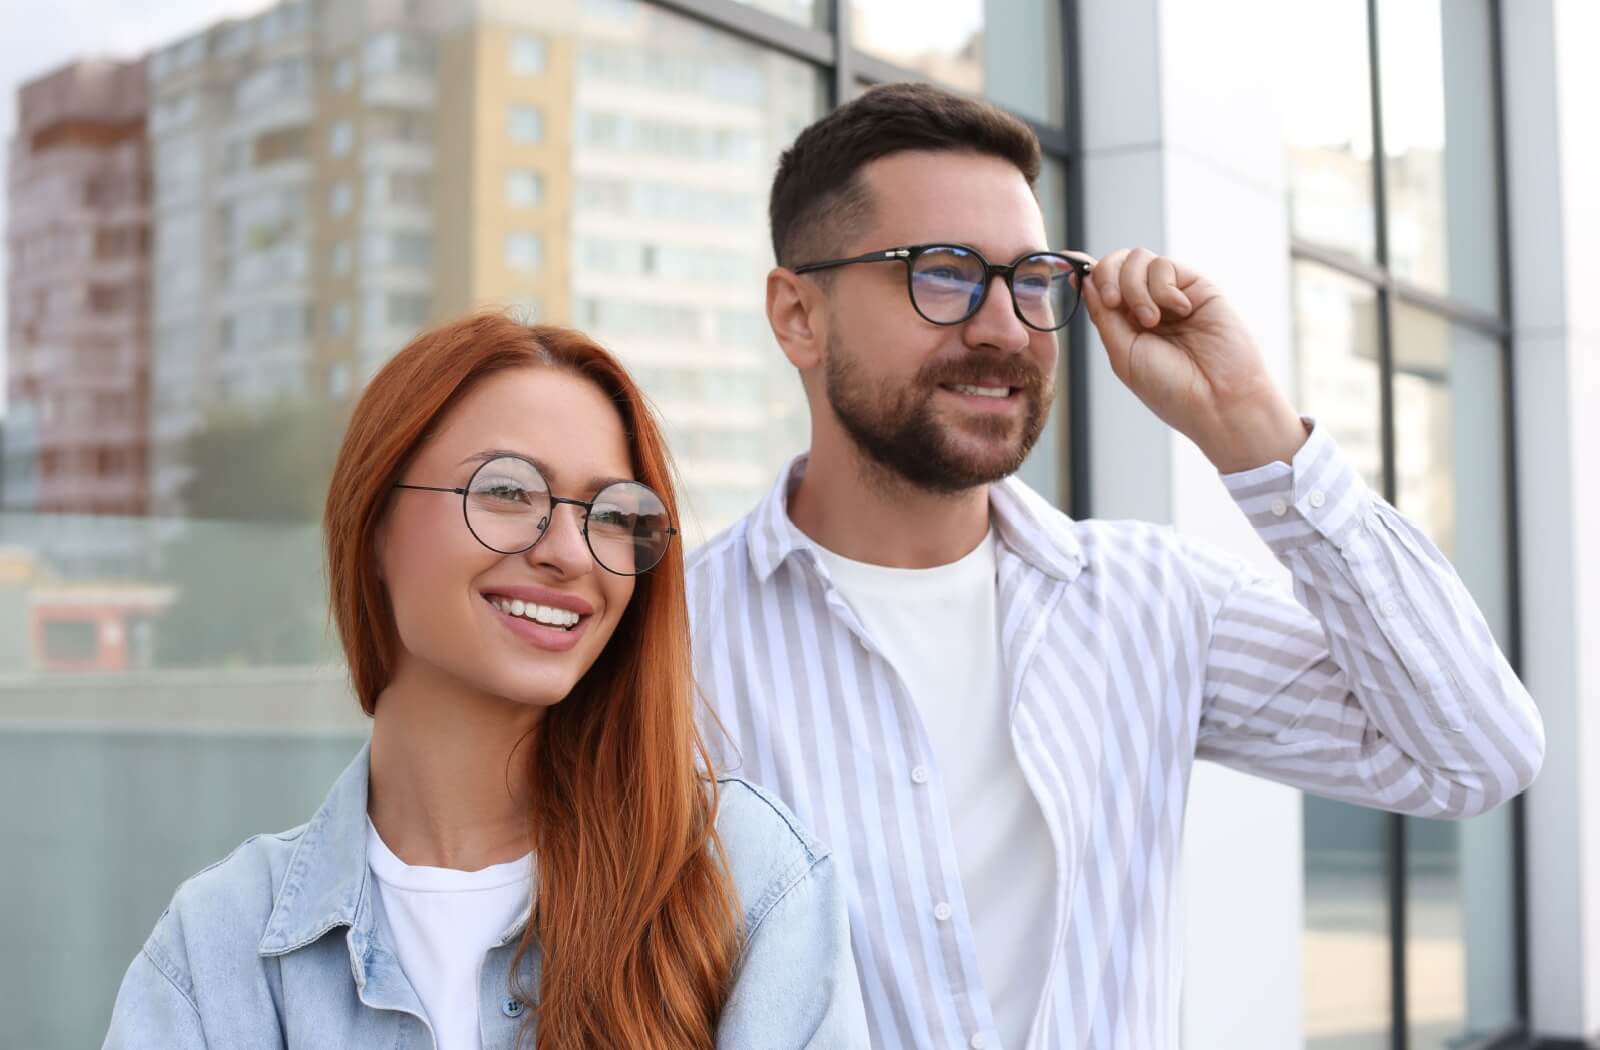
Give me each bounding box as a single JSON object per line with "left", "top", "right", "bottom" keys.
{"left": 951, "top": 384, "right": 1010, "bottom": 398}
{"left": 488, "top": 595, "right": 580, "bottom": 629}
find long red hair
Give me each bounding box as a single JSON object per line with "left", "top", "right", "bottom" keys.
{"left": 323, "top": 314, "right": 740, "bottom": 1048}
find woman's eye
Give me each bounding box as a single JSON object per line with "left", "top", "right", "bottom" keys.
{"left": 482, "top": 482, "right": 529, "bottom": 503}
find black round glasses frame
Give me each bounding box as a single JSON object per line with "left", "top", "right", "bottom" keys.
{"left": 792, "top": 243, "right": 1094, "bottom": 332}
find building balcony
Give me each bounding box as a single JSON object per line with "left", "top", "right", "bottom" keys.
{"left": 360, "top": 140, "right": 434, "bottom": 171}
{"left": 214, "top": 157, "right": 312, "bottom": 201}
{"left": 230, "top": 92, "right": 315, "bottom": 139}
{"left": 362, "top": 70, "right": 435, "bottom": 109}
{"left": 35, "top": 472, "right": 145, "bottom": 509}
{"left": 34, "top": 419, "right": 146, "bottom": 450}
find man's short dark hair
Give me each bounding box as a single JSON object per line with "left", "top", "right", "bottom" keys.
{"left": 768, "top": 82, "right": 1043, "bottom": 270}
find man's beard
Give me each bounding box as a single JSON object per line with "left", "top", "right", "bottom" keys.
{"left": 823, "top": 332, "right": 1054, "bottom": 494}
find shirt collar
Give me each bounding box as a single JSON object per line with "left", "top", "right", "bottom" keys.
{"left": 747, "top": 453, "right": 1086, "bottom": 584}
{"left": 257, "top": 740, "right": 376, "bottom": 957}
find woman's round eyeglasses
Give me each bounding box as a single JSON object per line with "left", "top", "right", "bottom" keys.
{"left": 395, "top": 455, "right": 677, "bottom": 577}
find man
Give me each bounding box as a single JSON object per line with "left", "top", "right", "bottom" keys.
{"left": 685, "top": 82, "right": 1543, "bottom": 1050}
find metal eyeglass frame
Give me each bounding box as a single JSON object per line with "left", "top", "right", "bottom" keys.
{"left": 393, "top": 456, "right": 678, "bottom": 577}
{"left": 792, "top": 243, "right": 1094, "bottom": 332}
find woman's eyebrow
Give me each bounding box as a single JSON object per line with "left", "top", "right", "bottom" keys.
{"left": 459, "top": 450, "right": 633, "bottom": 493}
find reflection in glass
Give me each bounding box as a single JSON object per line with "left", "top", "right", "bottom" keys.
{"left": 1392, "top": 305, "right": 1516, "bottom": 1048}
{"left": 1, "top": 1, "right": 827, "bottom": 1042}
{"left": 1405, "top": 808, "right": 1518, "bottom": 1050}
{"left": 850, "top": 0, "right": 1063, "bottom": 125}
{"left": 1377, "top": 0, "right": 1501, "bottom": 311}
{"left": 1294, "top": 259, "right": 1390, "bottom": 1049}
{"left": 1291, "top": 262, "right": 1384, "bottom": 494}
{"left": 730, "top": 0, "right": 827, "bottom": 29}
{"left": 1304, "top": 797, "right": 1392, "bottom": 1050}
{"left": 1277, "top": 0, "right": 1377, "bottom": 262}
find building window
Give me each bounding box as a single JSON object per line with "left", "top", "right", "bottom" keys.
{"left": 328, "top": 181, "right": 353, "bottom": 217}
{"left": 367, "top": 107, "right": 432, "bottom": 146}
{"left": 505, "top": 169, "right": 542, "bottom": 207}
{"left": 328, "top": 120, "right": 353, "bottom": 157}
{"left": 363, "top": 231, "right": 432, "bottom": 269}
{"left": 326, "top": 301, "right": 351, "bottom": 337}
{"left": 42, "top": 621, "right": 100, "bottom": 663}
{"left": 508, "top": 105, "right": 543, "bottom": 144}
{"left": 505, "top": 232, "right": 542, "bottom": 271}
{"left": 330, "top": 240, "right": 352, "bottom": 275}
{"left": 333, "top": 56, "right": 355, "bottom": 90}
{"left": 388, "top": 293, "right": 430, "bottom": 327}
{"left": 364, "top": 31, "right": 435, "bottom": 76}
{"left": 510, "top": 35, "right": 546, "bottom": 75}
{"left": 1282, "top": 2, "right": 1516, "bottom": 1048}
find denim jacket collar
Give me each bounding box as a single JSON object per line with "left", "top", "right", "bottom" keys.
{"left": 255, "top": 738, "right": 535, "bottom": 976}
{"left": 256, "top": 739, "right": 377, "bottom": 960}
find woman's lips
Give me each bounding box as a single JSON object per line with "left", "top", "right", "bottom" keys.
{"left": 484, "top": 595, "right": 591, "bottom": 653}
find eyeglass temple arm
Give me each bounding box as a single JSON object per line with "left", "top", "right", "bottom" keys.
{"left": 792, "top": 248, "right": 911, "bottom": 275}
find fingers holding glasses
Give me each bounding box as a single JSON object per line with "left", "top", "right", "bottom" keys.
{"left": 1118, "top": 248, "right": 1163, "bottom": 328}
{"left": 1148, "top": 256, "right": 1195, "bottom": 320}
{"left": 1093, "top": 248, "right": 1196, "bottom": 329}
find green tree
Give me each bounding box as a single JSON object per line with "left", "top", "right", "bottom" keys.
{"left": 154, "top": 400, "right": 346, "bottom": 668}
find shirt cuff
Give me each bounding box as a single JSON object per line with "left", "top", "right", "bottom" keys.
{"left": 1220, "top": 418, "right": 1375, "bottom": 554}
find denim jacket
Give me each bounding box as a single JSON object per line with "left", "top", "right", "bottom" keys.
{"left": 103, "top": 741, "right": 869, "bottom": 1049}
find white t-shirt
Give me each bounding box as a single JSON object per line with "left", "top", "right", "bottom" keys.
{"left": 366, "top": 819, "right": 534, "bottom": 1050}
{"left": 810, "top": 531, "right": 1056, "bottom": 1049}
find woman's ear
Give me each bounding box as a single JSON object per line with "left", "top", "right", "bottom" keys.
{"left": 766, "top": 267, "right": 825, "bottom": 371}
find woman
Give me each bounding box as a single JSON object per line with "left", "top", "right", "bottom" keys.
{"left": 103, "top": 315, "right": 868, "bottom": 1049}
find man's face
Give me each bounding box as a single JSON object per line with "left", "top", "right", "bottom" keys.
{"left": 813, "top": 150, "right": 1058, "bottom": 493}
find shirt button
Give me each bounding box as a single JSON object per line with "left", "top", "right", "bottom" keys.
{"left": 934, "top": 901, "right": 953, "bottom": 921}
{"left": 1270, "top": 498, "right": 1288, "bottom": 517}
{"left": 1381, "top": 601, "right": 1400, "bottom": 618}
{"left": 1309, "top": 490, "right": 1327, "bottom": 509}
{"left": 910, "top": 765, "right": 930, "bottom": 785}
{"left": 970, "top": 1034, "right": 987, "bottom": 1049}
{"left": 501, "top": 997, "right": 524, "bottom": 1018}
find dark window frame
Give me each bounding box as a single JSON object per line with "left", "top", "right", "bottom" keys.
{"left": 649, "top": 0, "right": 1088, "bottom": 513}
{"left": 1289, "top": 1, "right": 1524, "bottom": 1047}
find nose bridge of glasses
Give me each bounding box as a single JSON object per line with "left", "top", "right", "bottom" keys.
{"left": 971, "top": 264, "right": 1029, "bottom": 326}
{"left": 543, "top": 494, "right": 591, "bottom": 532}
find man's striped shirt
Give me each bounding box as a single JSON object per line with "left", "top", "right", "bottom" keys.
{"left": 686, "top": 423, "right": 1544, "bottom": 1049}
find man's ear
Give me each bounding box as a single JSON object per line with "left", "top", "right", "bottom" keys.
{"left": 767, "top": 267, "right": 825, "bottom": 371}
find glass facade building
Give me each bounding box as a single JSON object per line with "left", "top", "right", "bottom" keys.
{"left": 3, "top": 1, "right": 1592, "bottom": 1046}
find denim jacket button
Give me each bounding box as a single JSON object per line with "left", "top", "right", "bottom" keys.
{"left": 502, "top": 997, "right": 524, "bottom": 1018}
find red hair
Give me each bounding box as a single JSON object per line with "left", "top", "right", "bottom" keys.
{"left": 323, "top": 314, "right": 739, "bottom": 1048}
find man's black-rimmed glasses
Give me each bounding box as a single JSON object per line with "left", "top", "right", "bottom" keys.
{"left": 793, "top": 243, "right": 1093, "bottom": 332}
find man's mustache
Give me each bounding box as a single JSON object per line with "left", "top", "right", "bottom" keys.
{"left": 916, "top": 357, "right": 1047, "bottom": 393}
